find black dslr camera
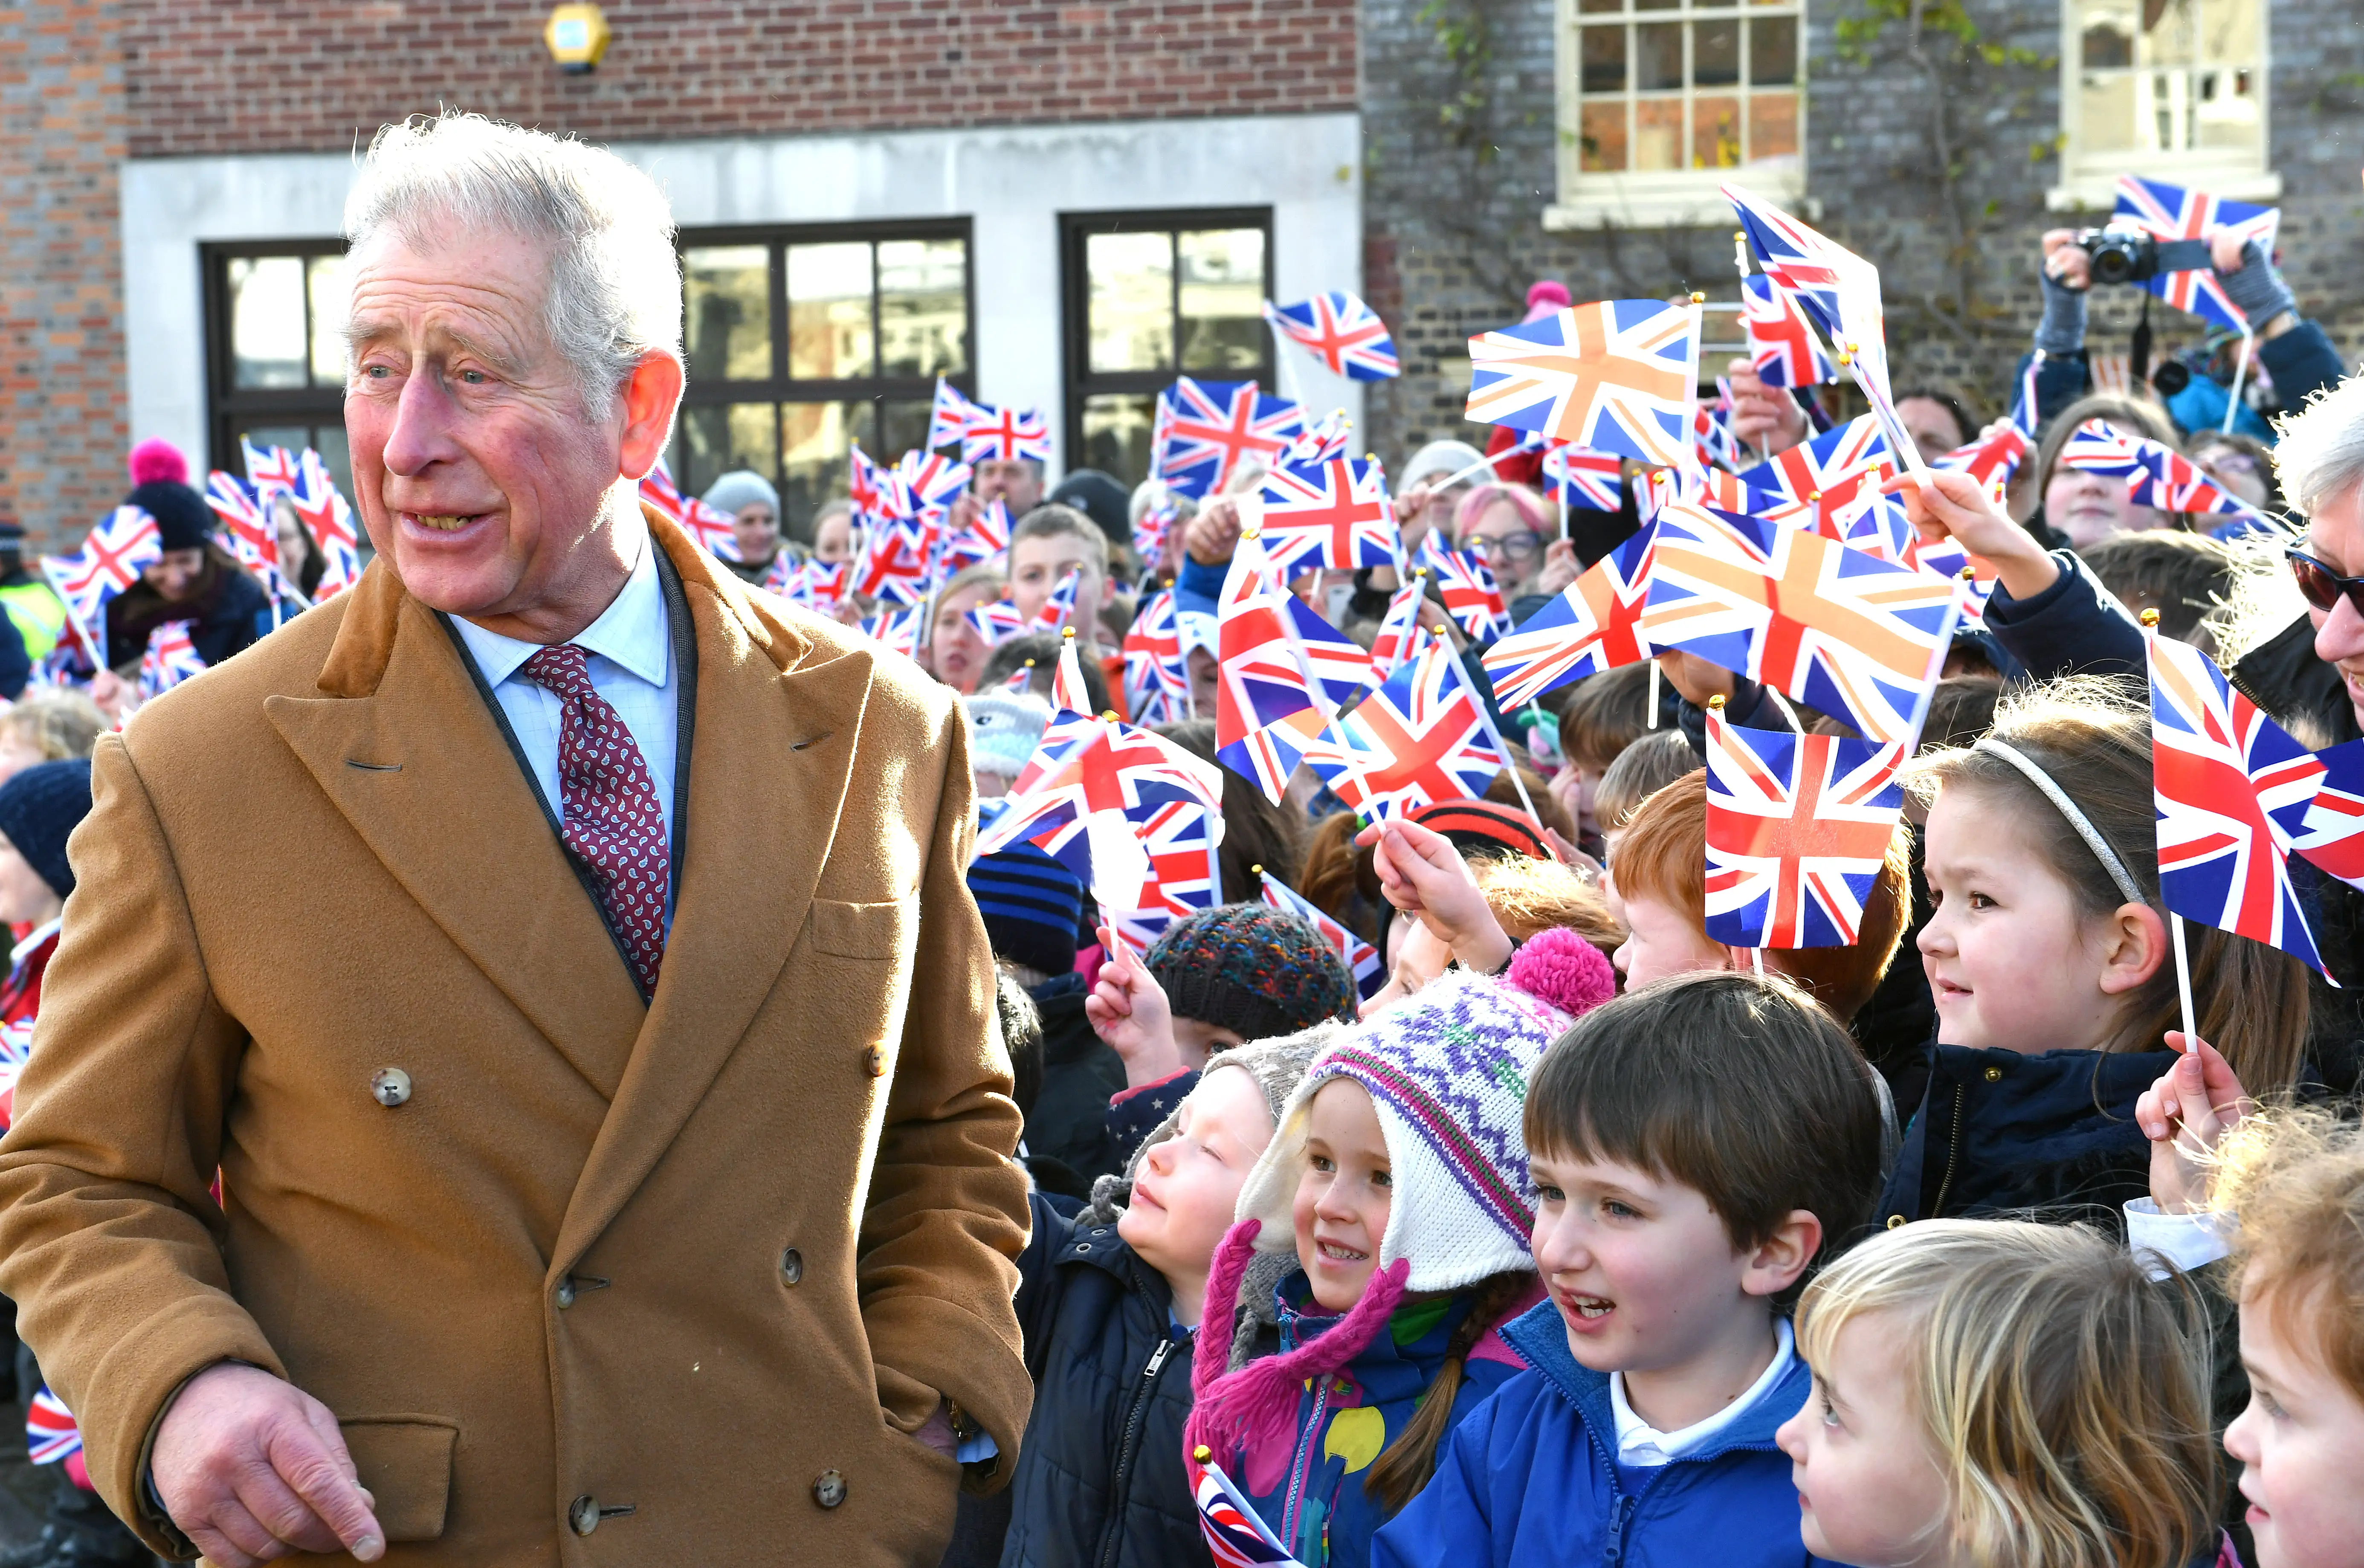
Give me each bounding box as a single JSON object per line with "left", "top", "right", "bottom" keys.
{"left": 2075, "top": 229, "right": 2212, "bottom": 287}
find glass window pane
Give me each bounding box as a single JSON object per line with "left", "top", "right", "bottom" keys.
{"left": 306, "top": 254, "right": 347, "bottom": 386}
{"left": 1694, "top": 96, "right": 1742, "bottom": 167}
{"left": 2079, "top": 0, "right": 2136, "bottom": 66}
{"left": 1582, "top": 26, "right": 1627, "bottom": 93}
{"left": 1082, "top": 393, "right": 1158, "bottom": 491}
{"left": 1087, "top": 232, "right": 1174, "bottom": 375}
{"left": 878, "top": 239, "right": 968, "bottom": 379}
{"left": 239, "top": 424, "right": 310, "bottom": 466}
{"left": 1178, "top": 229, "right": 1265, "bottom": 374}
{"left": 1581, "top": 101, "right": 1629, "bottom": 171}
{"left": 1634, "top": 0, "right": 1678, "bottom": 12}
{"left": 780, "top": 400, "right": 865, "bottom": 541}
{"left": 1749, "top": 91, "right": 1801, "bottom": 162}
{"left": 2196, "top": 66, "right": 2261, "bottom": 150}
{"left": 309, "top": 427, "right": 353, "bottom": 509}
{"left": 1748, "top": 17, "right": 1796, "bottom": 84}
{"left": 684, "top": 245, "right": 773, "bottom": 384}
{"left": 2197, "top": 0, "right": 2257, "bottom": 61}
{"left": 1635, "top": 23, "right": 1684, "bottom": 90}
{"left": 1636, "top": 99, "right": 1683, "bottom": 171}
{"left": 229, "top": 256, "right": 309, "bottom": 390}
{"left": 2078, "top": 72, "right": 2139, "bottom": 150}
{"left": 1696, "top": 20, "right": 1740, "bottom": 86}
{"left": 680, "top": 402, "right": 782, "bottom": 496}
{"left": 789, "top": 242, "right": 874, "bottom": 381}
{"left": 1576, "top": 0, "right": 1623, "bottom": 12}
{"left": 880, "top": 397, "right": 937, "bottom": 462}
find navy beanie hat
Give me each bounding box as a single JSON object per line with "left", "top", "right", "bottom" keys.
{"left": 967, "top": 841, "right": 1084, "bottom": 977}
{"left": 0, "top": 758, "right": 94, "bottom": 900}
{"left": 125, "top": 479, "right": 213, "bottom": 554}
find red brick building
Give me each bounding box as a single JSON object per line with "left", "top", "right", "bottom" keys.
{"left": 3, "top": 0, "right": 1366, "bottom": 544}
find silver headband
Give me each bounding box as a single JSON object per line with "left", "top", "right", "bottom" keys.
{"left": 1971, "top": 739, "right": 2147, "bottom": 908}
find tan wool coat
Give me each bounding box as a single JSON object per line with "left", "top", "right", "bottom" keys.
{"left": 0, "top": 516, "right": 1033, "bottom": 1564}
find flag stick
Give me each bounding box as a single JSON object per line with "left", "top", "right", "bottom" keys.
{"left": 1204, "top": 826, "right": 1224, "bottom": 908}
{"left": 1265, "top": 303, "right": 1305, "bottom": 410}
{"left": 1646, "top": 659, "right": 1661, "bottom": 729}
{"left": 1430, "top": 445, "right": 1535, "bottom": 493}
{"left": 2222, "top": 325, "right": 2255, "bottom": 435}
{"left": 2170, "top": 911, "right": 2198, "bottom": 1043}
{"left": 1464, "top": 669, "right": 1544, "bottom": 827}
{"left": 37, "top": 557, "right": 105, "bottom": 673}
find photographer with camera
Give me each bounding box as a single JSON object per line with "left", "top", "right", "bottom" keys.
{"left": 2023, "top": 225, "right": 2347, "bottom": 434}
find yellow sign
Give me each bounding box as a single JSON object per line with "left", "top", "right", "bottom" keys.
{"left": 544, "top": 3, "right": 611, "bottom": 73}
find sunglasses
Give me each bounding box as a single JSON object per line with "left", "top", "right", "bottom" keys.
{"left": 2288, "top": 549, "right": 2364, "bottom": 616}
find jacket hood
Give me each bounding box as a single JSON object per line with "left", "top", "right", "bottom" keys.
{"left": 1498, "top": 1299, "right": 1807, "bottom": 1457}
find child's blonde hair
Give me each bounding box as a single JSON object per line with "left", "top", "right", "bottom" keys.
{"left": 2211, "top": 1108, "right": 2364, "bottom": 1403}
{"left": 1469, "top": 852, "right": 1623, "bottom": 956}
{"left": 1909, "top": 677, "right": 2309, "bottom": 1092}
{"left": 1797, "top": 1219, "right": 2218, "bottom": 1568}
{"left": 0, "top": 691, "right": 104, "bottom": 764}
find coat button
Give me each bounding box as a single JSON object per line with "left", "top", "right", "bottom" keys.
{"left": 568, "top": 1496, "right": 599, "bottom": 1535}
{"left": 862, "top": 1046, "right": 886, "bottom": 1077}
{"left": 812, "top": 1469, "right": 847, "bottom": 1509}
{"left": 780, "top": 1247, "right": 803, "bottom": 1286}
{"left": 556, "top": 1278, "right": 576, "bottom": 1310}
{"left": 1983, "top": 1066, "right": 2003, "bottom": 1082}
{"left": 371, "top": 1068, "right": 412, "bottom": 1107}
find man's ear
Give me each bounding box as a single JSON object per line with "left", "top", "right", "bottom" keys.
{"left": 1742, "top": 1209, "right": 1824, "bottom": 1300}
{"left": 2097, "top": 901, "right": 2168, "bottom": 996}
{"left": 617, "top": 351, "right": 685, "bottom": 482}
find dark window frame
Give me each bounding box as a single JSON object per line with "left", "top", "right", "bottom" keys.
{"left": 1057, "top": 207, "right": 1277, "bottom": 480}
{"left": 671, "top": 216, "right": 977, "bottom": 494}
{"left": 200, "top": 238, "right": 350, "bottom": 480}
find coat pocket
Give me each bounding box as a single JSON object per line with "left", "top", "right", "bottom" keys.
{"left": 806, "top": 896, "right": 917, "bottom": 960}
{"left": 340, "top": 1416, "right": 459, "bottom": 1543}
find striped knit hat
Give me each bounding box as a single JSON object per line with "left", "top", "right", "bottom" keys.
{"left": 966, "top": 841, "right": 1084, "bottom": 977}
{"left": 1144, "top": 904, "right": 1357, "bottom": 1043}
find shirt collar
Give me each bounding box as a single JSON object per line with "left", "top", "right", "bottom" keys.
{"left": 11, "top": 917, "right": 60, "bottom": 967}
{"left": 1610, "top": 1316, "right": 1795, "bottom": 1465}
{"left": 449, "top": 537, "right": 669, "bottom": 691}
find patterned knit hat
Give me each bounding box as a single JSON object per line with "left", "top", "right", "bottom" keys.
{"left": 1231, "top": 935, "right": 1611, "bottom": 1294}
{"left": 1145, "top": 904, "right": 1357, "bottom": 1043}
{"left": 966, "top": 841, "right": 1083, "bottom": 977}
{"left": 964, "top": 692, "right": 1050, "bottom": 780}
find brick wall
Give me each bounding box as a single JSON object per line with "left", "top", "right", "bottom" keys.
{"left": 0, "top": 0, "right": 130, "bottom": 549}
{"left": 1360, "top": 0, "right": 2364, "bottom": 468}
{"left": 121, "top": 0, "right": 1358, "bottom": 157}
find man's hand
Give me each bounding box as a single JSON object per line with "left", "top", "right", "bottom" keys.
{"left": 151, "top": 1363, "right": 384, "bottom": 1566}
{"left": 1725, "top": 358, "right": 1807, "bottom": 459}
{"left": 2040, "top": 228, "right": 2092, "bottom": 291}
{"left": 1654, "top": 649, "right": 1734, "bottom": 710}
{"left": 1881, "top": 467, "right": 2060, "bottom": 601}
{"left": 1084, "top": 927, "right": 1185, "bottom": 1086}
{"left": 2136, "top": 1030, "right": 2253, "bottom": 1215}
{"left": 913, "top": 1400, "right": 958, "bottom": 1461}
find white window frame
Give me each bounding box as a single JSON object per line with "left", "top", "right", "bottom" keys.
{"left": 1545, "top": 0, "right": 1806, "bottom": 232}
{"left": 2047, "top": 0, "right": 2276, "bottom": 211}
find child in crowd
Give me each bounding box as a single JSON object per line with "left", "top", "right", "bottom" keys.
{"left": 1550, "top": 661, "right": 1660, "bottom": 856}
{"left": 928, "top": 564, "right": 1009, "bottom": 695}
{"left": 965, "top": 690, "right": 1049, "bottom": 800}
{"left": 1590, "top": 729, "right": 1695, "bottom": 857}
{"left": 1886, "top": 678, "right": 2310, "bottom": 1232}
{"left": 1373, "top": 971, "right": 1885, "bottom": 1568}
{"left": 1352, "top": 817, "right": 1619, "bottom": 1009}
{"left": 0, "top": 691, "right": 104, "bottom": 785}
{"left": 1777, "top": 1218, "right": 2219, "bottom": 1568}
{"left": 1604, "top": 769, "right": 1911, "bottom": 1029}
{"left": 987, "top": 1028, "right": 1332, "bottom": 1568}
{"left": 1009, "top": 506, "right": 1125, "bottom": 701}
{"left": 1184, "top": 933, "right": 1616, "bottom": 1568}
{"left": 1089, "top": 904, "right": 1360, "bottom": 1163}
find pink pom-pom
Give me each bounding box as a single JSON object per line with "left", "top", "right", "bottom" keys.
{"left": 127, "top": 438, "right": 187, "bottom": 487}
{"left": 1507, "top": 926, "right": 1617, "bottom": 1019}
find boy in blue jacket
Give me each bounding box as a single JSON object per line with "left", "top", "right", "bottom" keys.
{"left": 1373, "top": 971, "right": 1887, "bottom": 1568}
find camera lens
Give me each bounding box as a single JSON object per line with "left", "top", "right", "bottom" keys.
{"left": 2150, "top": 361, "right": 2190, "bottom": 395}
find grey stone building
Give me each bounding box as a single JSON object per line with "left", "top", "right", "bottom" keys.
{"left": 1361, "top": 0, "right": 2364, "bottom": 461}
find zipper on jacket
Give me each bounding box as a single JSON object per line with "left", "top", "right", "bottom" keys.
{"left": 1929, "top": 1083, "right": 1967, "bottom": 1218}
{"left": 1278, "top": 1378, "right": 1333, "bottom": 1551}
{"left": 1093, "top": 1328, "right": 1181, "bottom": 1568}
{"left": 1600, "top": 1493, "right": 1639, "bottom": 1568}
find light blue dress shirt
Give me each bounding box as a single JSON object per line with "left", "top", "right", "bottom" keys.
{"left": 449, "top": 539, "right": 681, "bottom": 873}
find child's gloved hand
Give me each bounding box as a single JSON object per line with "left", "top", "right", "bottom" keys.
{"left": 1085, "top": 926, "right": 1186, "bottom": 1087}
{"left": 1353, "top": 818, "right": 1515, "bottom": 975}
{"left": 2135, "top": 1030, "right": 2254, "bottom": 1214}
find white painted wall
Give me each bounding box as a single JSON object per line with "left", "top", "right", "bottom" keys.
{"left": 120, "top": 111, "right": 1365, "bottom": 480}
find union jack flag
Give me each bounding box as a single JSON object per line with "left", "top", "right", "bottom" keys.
{"left": 25, "top": 1388, "right": 79, "bottom": 1468}
{"left": 1366, "top": 574, "right": 1428, "bottom": 687}
{"left": 1741, "top": 273, "right": 1834, "bottom": 389}
{"left": 853, "top": 517, "right": 933, "bottom": 605}
{"left": 288, "top": 449, "right": 364, "bottom": 599}
{"left": 1153, "top": 378, "right": 1304, "bottom": 499}
{"left": 1640, "top": 500, "right": 1960, "bottom": 744}
{"left": 1417, "top": 533, "right": 1511, "bottom": 640}
{"left": 1265, "top": 291, "right": 1400, "bottom": 381}
{"left": 1703, "top": 709, "right": 1906, "bottom": 948}
{"left": 962, "top": 403, "right": 1052, "bottom": 465}
{"left": 1255, "top": 456, "right": 1399, "bottom": 575}
{"left": 1132, "top": 797, "right": 1223, "bottom": 927}
{"left": 1280, "top": 409, "right": 1353, "bottom": 467}
{"left": 930, "top": 377, "right": 990, "bottom": 450}
{"left": 782, "top": 558, "right": 853, "bottom": 609}
{"left": 2148, "top": 627, "right": 2331, "bottom": 977}
{"left": 1733, "top": 415, "right": 1897, "bottom": 539}
{"left": 205, "top": 471, "right": 279, "bottom": 584}
{"left": 1124, "top": 587, "right": 1190, "bottom": 724}
{"left": 1693, "top": 396, "right": 1741, "bottom": 472}
{"left": 2056, "top": 418, "right": 2147, "bottom": 482}
{"left": 1188, "top": 1457, "right": 1307, "bottom": 1568}
{"left": 1542, "top": 446, "right": 1624, "bottom": 511}
{"left": 965, "top": 598, "right": 1029, "bottom": 646}
{"left": 854, "top": 602, "right": 927, "bottom": 658}
{"left": 2113, "top": 175, "right": 2281, "bottom": 333}
{"left": 976, "top": 719, "right": 1225, "bottom": 884}
{"left": 849, "top": 442, "right": 899, "bottom": 523}
{"left": 137, "top": 620, "right": 206, "bottom": 700}
{"left": 1932, "top": 424, "right": 2031, "bottom": 490}
{"left": 1030, "top": 565, "right": 1084, "bottom": 635}
{"left": 939, "top": 496, "right": 1013, "bottom": 577}
{"left": 1482, "top": 523, "right": 1655, "bottom": 707}
{"left": 1135, "top": 499, "right": 1182, "bottom": 564}
{"left": 41, "top": 506, "right": 162, "bottom": 637}
{"left": 1280, "top": 641, "right": 1504, "bottom": 820}
{"left": 1282, "top": 588, "right": 1373, "bottom": 711}
{"left": 2294, "top": 738, "right": 2364, "bottom": 889}
{"left": 242, "top": 438, "right": 301, "bottom": 501}
{"left": 1260, "top": 870, "right": 1385, "bottom": 998}
{"left": 1465, "top": 300, "right": 1696, "bottom": 469}
{"left": 897, "top": 449, "right": 973, "bottom": 519}
{"left": 759, "top": 552, "right": 798, "bottom": 595}
{"left": 2059, "top": 420, "right": 2265, "bottom": 523}
{"left": 1215, "top": 531, "right": 1326, "bottom": 803}
{"left": 1724, "top": 183, "right": 1896, "bottom": 424}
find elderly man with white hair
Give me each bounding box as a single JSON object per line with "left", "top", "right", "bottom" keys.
{"left": 0, "top": 113, "right": 1029, "bottom": 1565}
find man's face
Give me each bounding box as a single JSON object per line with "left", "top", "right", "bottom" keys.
{"left": 342, "top": 228, "right": 680, "bottom": 629}
{"left": 972, "top": 459, "right": 1043, "bottom": 514}
{"left": 1008, "top": 533, "right": 1108, "bottom": 644}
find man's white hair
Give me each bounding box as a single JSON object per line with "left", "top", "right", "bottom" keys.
{"left": 342, "top": 111, "right": 681, "bottom": 414}
{"left": 2273, "top": 371, "right": 2364, "bottom": 516}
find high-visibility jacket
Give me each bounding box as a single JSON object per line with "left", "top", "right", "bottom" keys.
{"left": 0, "top": 580, "right": 67, "bottom": 662}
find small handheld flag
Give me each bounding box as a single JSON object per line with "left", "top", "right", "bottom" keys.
{"left": 1482, "top": 523, "right": 1656, "bottom": 707}
{"left": 1264, "top": 291, "right": 1400, "bottom": 381}
{"left": 1703, "top": 705, "right": 1905, "bottom": 949}
{"left": 1465, "top": 300, "right": 1697, "bottom": 469}
{"left": 2112, "top": 175, "right": 2280, "bottom": 333}
{"left": 1259, "top": 869, "right": 1385, "bottom": 999}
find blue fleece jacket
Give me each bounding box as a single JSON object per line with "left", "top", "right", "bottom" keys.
{"left": 1371, "top": 1300, "right": 1835, "bottom": 1568}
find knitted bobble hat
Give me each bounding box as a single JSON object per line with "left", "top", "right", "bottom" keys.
{"left": 1144, "top": 904, "right": 1357, "bottom": 1043}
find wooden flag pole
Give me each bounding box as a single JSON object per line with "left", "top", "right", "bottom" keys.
{"left": 1646, "top": 658, "right": 1661, "bottom": 729}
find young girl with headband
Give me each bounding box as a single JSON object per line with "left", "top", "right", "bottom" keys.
{"left": 1878, "top": 676, "right": 2311, "bottom": 1234}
